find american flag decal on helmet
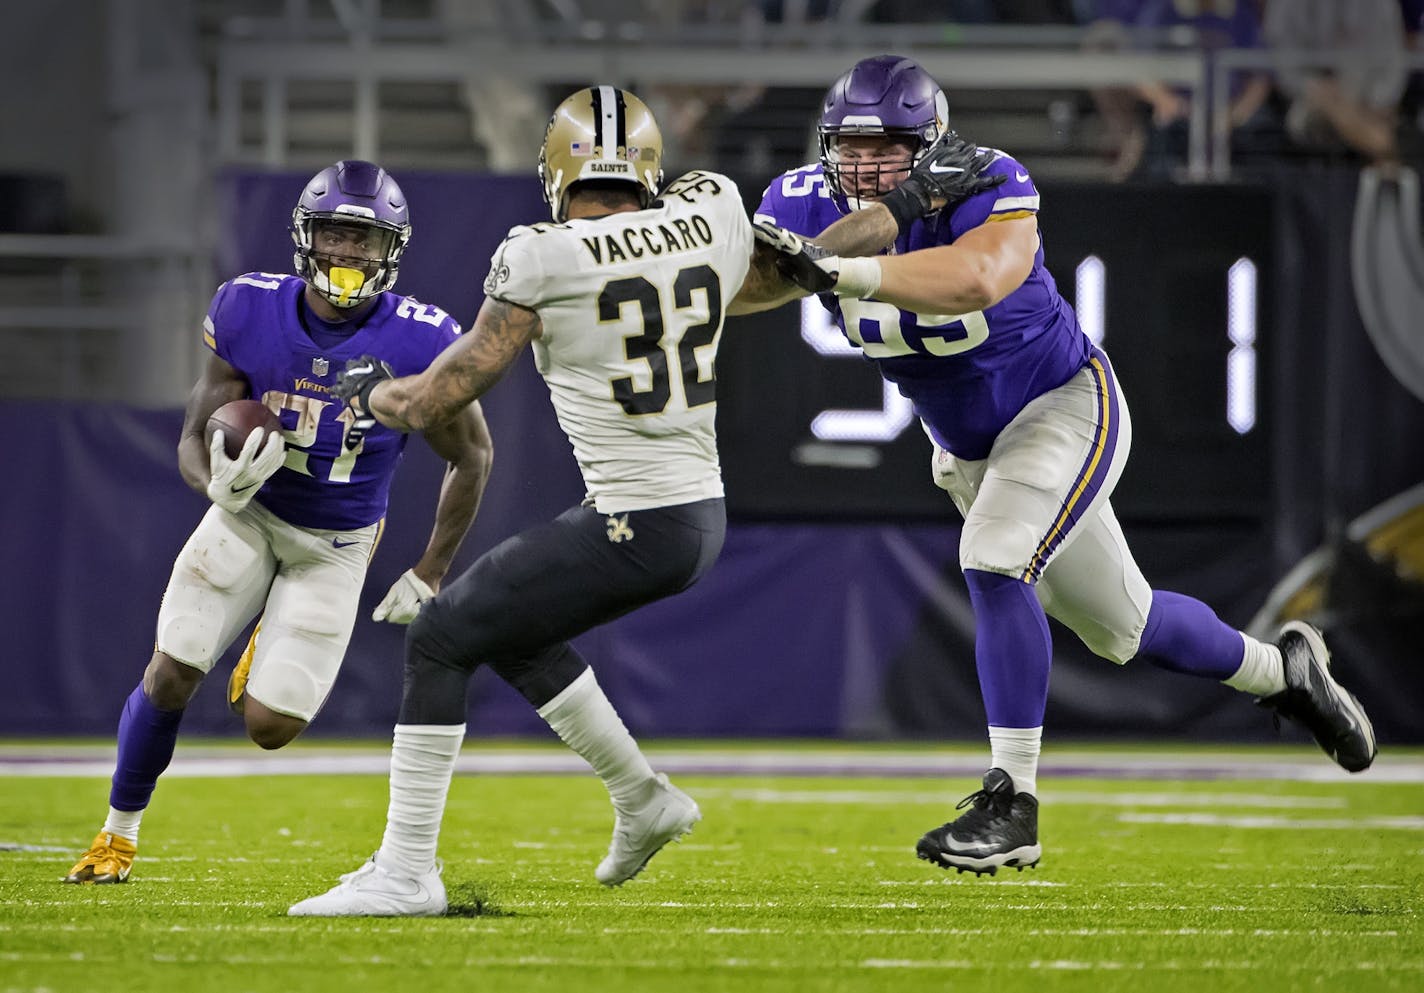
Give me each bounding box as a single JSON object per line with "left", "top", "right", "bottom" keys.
{"left": 570, "top": 141, "right": 592, "bottom": 156}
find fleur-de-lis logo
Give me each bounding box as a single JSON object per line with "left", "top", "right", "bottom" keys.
{"left": 605, "top": 513, "right": 634, "bottom": 544}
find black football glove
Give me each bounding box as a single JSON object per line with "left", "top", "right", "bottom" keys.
{"left": 333, "top": 355, "right": 394, "bottom": 451}
{"left": 879, "top": 133, "right": 1007, "bottom": 234}
{"left": 752, "top": 221, "right": 838, "bottom": 295}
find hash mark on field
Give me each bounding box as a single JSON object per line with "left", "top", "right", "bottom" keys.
{"left": 702, "top": 788, "right": 1348, "bottom": 809}
{"left": 877, "top": 879, "right": 1410, "bottom": 890}
{"left": 1119, "top": 813, "right": 1424, "bottom": 830}
{"left": 859, "top": 959, "right": 1424, "bottom": 972}
{"left": 589, "top": 925, "right": 1403, "bottom": 938}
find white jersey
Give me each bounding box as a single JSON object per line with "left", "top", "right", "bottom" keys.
{"left": 483, "top": 170, "right": 754, "bottom": 513}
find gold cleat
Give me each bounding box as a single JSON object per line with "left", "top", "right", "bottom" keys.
{"left": 63, "top": 831, "right": 136, "bottom": 884}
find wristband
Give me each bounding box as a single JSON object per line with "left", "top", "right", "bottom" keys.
{"left": 879, "top": 179, "right": 931, "bottom": 236}
{"left": 836, "top": 257, "right": 883, "bottom": 300}
{"left": 354, "top": 376, "right": 385, "bottom": 417}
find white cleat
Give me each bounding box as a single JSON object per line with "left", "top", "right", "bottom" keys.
{"left": 288, "top": 855, "right": 447, "bottom": 917}
{"left": 596, "top": 773, "right": 701, "bottom": 887}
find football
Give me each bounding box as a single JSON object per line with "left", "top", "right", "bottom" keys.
{"left": 206, "top": 399, "right": 283, "bottom": 459}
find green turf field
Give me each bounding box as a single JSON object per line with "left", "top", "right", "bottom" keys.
{"left": 3, "top": 741, "right": 1421, "bottom": 993}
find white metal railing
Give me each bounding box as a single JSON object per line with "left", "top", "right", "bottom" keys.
{"left": 0, "top": 234, "right": 209, "bottom": 402}
{"left": 212, "top": 0, "right": 1424, "bottom": 182}
{"left": 1210, "top": 48, "right": 1423, "bottom": 178}
{"left": 0, "top": 235, "right": 196, "bottom": 324}
{"left": 215, "top": 36, "right": 1211, "bottom": 171}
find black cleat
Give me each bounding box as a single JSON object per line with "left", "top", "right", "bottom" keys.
{"left": 916, "top": 768, "right": 1041, "bottom": 876}
{"left": 1258, "top": 621, "right": 1376, "bottom": 772}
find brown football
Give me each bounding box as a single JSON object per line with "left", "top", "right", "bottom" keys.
{"left": 206, "top": 399, "right": 283, "bottom": 459}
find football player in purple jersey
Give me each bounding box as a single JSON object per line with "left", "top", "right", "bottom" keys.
{"left": 736, "top": 55, "right": 1377, "bottom": 875}
{"left": 62, "top": 161, "right": 493, "bottom": 885}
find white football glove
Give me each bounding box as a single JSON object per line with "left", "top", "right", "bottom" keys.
{"left": 751, "top": 220, "right": 882, "bottom": 300}
{"left": 372, "top": 568, "right": 435, "bottom": 624}
{"left": 206, "top": 428, "right": 286, "bottom": 515}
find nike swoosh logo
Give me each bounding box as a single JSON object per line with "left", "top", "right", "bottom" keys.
{"left": 1015, "top": 171, "right": 1030, "bottom": 182}
{"left": 230, "top": 482, "right": 258, "bottom": 494}
{"left": 928, "top": 163, "right": 963, "bottom": 174}
{"left": 332, "top": 538, "right": 360, "bottom": 548}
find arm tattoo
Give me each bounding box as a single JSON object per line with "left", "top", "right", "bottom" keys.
{"left": 812, "top": 203, "right": 899, "bottom": 258}
{"left": 727, "top": 242, "right": 814, "bottom": 315}
{"left": 373, "top": 297, "right": 539, "bottom": 431}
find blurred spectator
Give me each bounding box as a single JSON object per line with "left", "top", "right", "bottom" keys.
{"left": 1080, "top": 1, "right": 1151, "bottom": 180}
{"left": 1130, "top": 0, "right": 1274, "bottom": 179}
{"left": 1263, "top": 0, "right": 1407, "bottom": 166}
{"left": 863, "top": 0, "right": 997, "bottom": 23}
{"left": 993, "top": 0, "right": 1080, "bottom": 21}
{"left": 1081, "top": 1, "right": 1271, "bottom": 181}
{"left": 640, "top": 1, "right": 771, "bottom": 172}
{"left": 1395, "top": 0, "right": 1424, "bottom": 164}
{"left": 760, "top": 0, "right": 833, "bottom": 19}
{"left": 852, "top": 0, "right": 1082, "bottom": 23}
{"left": 1403, "top": 0, "right": 1424, "bottom": 41}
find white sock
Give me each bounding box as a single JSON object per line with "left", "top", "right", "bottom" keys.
{"left": 538, "top": 668, "right": 656, "bottom": 811}
{"left": 102, "top": 807, "right": 143, "bottom": 844}
{"left": 988, "top": 725, "right": 1043, "bottom": 797}
{"left": 375, "top": 723, "right": 465, "bottom": 878}
{"left": 1223, "top": 633, "right": 1286, "bottom": 696}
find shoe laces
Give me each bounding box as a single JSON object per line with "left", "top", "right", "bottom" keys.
{"left": 339, "top": 856, "right": 379, "bottom": 884}
{"left": 80, "top": 846, "right": 116, "bottom": 868}
{"left": 80, "top": 843, "right": 127, "bottom": 872}
{"left": 953, "top": 785, "right": 1012, "bottom": 830}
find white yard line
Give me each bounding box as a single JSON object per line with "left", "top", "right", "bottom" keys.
{"left": 2, "top": 744, "right": 1422, "bottom": 782}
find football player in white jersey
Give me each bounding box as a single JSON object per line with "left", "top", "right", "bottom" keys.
{"left": 290, "top": 86, "right": 798, "bottom": 916}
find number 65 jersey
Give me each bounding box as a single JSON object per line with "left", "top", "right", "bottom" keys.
{"left": 756, "top": 154, "right": 1090, "bottom": 462}
{"left": 483, "top": 170, "right": 754, "bottom": 514}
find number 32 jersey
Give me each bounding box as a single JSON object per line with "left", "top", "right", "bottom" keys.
{"left": 484, "top": 170, "right": 754, "bottom": 514}
{"left": 756, "top": 155, "right": 1090, "bottom": 461}
{"left": 204, "top": 274, "right": 461, "bottom": 530}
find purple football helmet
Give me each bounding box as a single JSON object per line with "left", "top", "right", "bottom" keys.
{"left": 818, "top": 55, "right": 951, "bottom": 213}
{"left": 291, "top": 160, "right": 411, "bottom": 308}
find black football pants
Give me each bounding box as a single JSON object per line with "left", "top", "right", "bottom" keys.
{"left": 398, "top": 498, "right": 725, "bottom": 725}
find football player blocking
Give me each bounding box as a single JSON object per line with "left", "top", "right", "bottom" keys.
{"left": 739, "top": 55, "right": 1377, "bottom": 875}
{"left": 288, "top": 86, "right": 813, "bottom": 916}
{"left": 63, "top": 163, "right": 493, "bottom": 884}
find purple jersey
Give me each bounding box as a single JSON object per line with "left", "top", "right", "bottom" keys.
{"left": 755, "top": 154, "right": 1089, "bottom": 460}
{"left": 204, "top": 273, "right": 460, "bottom": 529}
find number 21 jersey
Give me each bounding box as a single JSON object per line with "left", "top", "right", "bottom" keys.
{"left": 204, "top": 274, "right": 460, "bottom": 530}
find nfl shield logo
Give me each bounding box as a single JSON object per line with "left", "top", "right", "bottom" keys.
{"left": 312, "top": 357, "right": 330, "bottom": 376}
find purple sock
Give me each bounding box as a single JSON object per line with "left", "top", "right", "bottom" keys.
{"left": 964, "top": 569, "right": 1053, "bottom": 728}
{"left": 1137, "top": 590, "right": 1245, "bottom": 679}
{"left": 108, "top": 684, "right": 185, "bottom": 812}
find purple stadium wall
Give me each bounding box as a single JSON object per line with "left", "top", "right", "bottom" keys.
{"left": 4, "top": 166, "right": 1420, "bottom": 744}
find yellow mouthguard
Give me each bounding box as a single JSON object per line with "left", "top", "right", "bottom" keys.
{"left": 328, "top": 266, "right": 366, "bottom": 305}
